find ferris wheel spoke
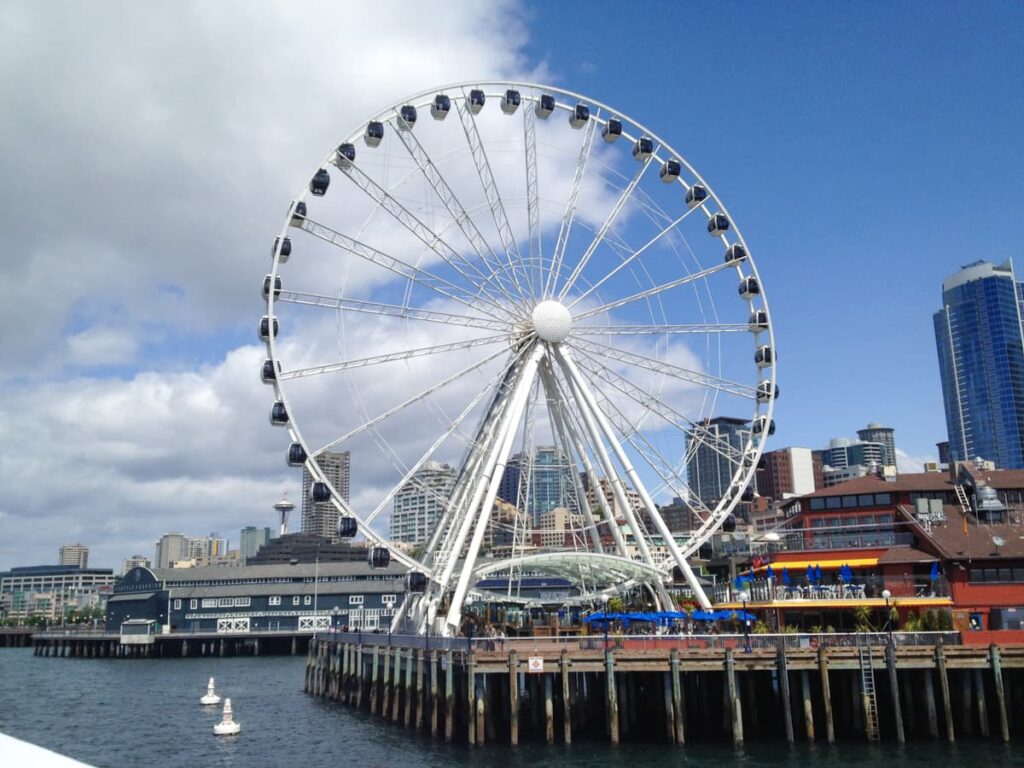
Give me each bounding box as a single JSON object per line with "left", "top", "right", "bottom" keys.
{"left": 339, "top": 162, "right": 516, "bottom": 309}
{"left": 276, "top": 290, "right": 508, "bottom": 332}
{"left": 566, "top": 202, "right": 706, "bottom": 309}
{"left": 546, "top": 119, "right": 596, "bottom": 299}
{"left": 361, "top": 350, "right": 525, "bottom": 529}
{"left": 573, "top": 259, "right": 737, "bottom": 322}
{"left": 311, "top": 346, "right": 509, "bottom": 457}
{"left": 279, "top": 334, "right": 508, "bottom": 380}
{"left": 387, "top": 118, "right": 528, "bottom": 307}
{"left": 455, "top": 96, "right": 533, "bottom": 301}
{"left": 300, "top": 217, "right": 514, "bottom": 322}
{"left": 574, "top": 337, "right": 759, "bottom": 400}
{"left": 572, "top": 322, "right": 751, "bottom": 337}
{"left": 574, "top": 349, "right": 746, "bottom": 468}
{"left": 557, "top": 152, "right": 657, "bottom": 301}
{"left": 523, "top": 104, "right": 543, "bottom": 302}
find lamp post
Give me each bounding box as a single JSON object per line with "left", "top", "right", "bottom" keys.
{"left": 465, "top": 595, "right": 475, "bottom": 653}
{"left": 738, "top": 589, "right": 751, "bottom": 653}
{"left": 882, "top": 589, "right": 893, "bottom": 645}
{"left": 600, "top": 594, "right": 610, "bottom": 652}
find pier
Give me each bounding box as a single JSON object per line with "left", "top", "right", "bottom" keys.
{"left": 0, "top": 628, "right": 34, "bottom": 648}
{"left": 31, "top": 629, "right": 312, "bottom": 658}
{"left": 304, "top": 632, "right": 1024, "bottom": 744}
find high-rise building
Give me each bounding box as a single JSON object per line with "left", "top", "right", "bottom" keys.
{"left": 302, "top": 450, "right": 351, "bottom": 540}
{"left": 121, "top": 555, "right": 150, "bottom": 575}
{"left": 755, "top": 447, "right": 817, "bottom": 502}
{"left": 934, "top": 260, "right": 1024, "bottom": 469}
{"left": 154, "top": 533, "right": 188, "bottom": 569}
{"left": 817, "top": 438, "right": 888, "bottom": 471}
{"left": 498, "top": 446, "right": 578, "bottom": 522}
{"left": 685, "top": 417, "right": 751, "bottom": 507}
{"left": 239, "top": 526, "right": 273, "bottom": 563}
{"left": 390, "top": 461, "right": 457, "bottom": 545}
{"left": 58, "top": 544, "right": 89, "bottom": 568}
{"left": 856, "top": 423, "right": 897, "bottom": 467}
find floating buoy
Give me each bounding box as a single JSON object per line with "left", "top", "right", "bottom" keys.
{"left": 200, "top": 677, "right": 221, "bottom": 706}
{"left": 213, "top": 698, "right": 240, "bottom": 736}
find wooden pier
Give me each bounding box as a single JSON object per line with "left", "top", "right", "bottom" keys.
{"left": 305, "top": 633, "right": 1024, "bottom": 744}
{"left": 0, "top": 628, "right": 34, "bottom": 648}
{"left": 31, "top": 630, "right": 311, "bottom": 658}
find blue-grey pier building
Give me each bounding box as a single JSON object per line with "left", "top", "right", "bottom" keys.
{"left": 34, "top": 561, "right": 407, "bottom": 658}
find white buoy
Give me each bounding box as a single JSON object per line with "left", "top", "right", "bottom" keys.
{"left": 213, "top": 698, "right": 241, "bottom": 736}
{"left": 200, "top": 677, "right": 221, "bottom": 706}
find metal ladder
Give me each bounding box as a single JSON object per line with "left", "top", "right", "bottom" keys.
{"left": 858, "top": 642, "right": 880, "bottom": 741}
{"left": 954, "top": 483, "right": 972, "bottom": 518}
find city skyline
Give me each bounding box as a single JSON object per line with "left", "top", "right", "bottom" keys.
{"left": 1, "top": 2, "right": 1021, "bottom": 570}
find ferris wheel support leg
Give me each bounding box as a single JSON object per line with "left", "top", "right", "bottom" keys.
{"left": 552, "top": 347, "right": 662, "bottom": 579}
{"left": 539, "top": 362, "right": 604, "bottom": 554}
{"left": 390, "top": 594, "right": 413, "bottom": 634}
{"left": 444, "top": 345, "right": 545, "bottom": 635}
{"left": 556, "top": 348, "right": 711, "bottom": 610}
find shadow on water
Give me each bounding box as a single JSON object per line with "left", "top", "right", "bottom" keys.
{"left": 0, "top": 650, "right": 1018, "bottom": 768}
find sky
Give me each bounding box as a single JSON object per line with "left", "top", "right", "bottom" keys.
{"left": 0, "top": 1, "right": 1021, "bottom": 570}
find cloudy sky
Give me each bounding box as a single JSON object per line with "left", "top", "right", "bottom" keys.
{"left": 1, "top": 1, "right": 1021, "bottom": 570}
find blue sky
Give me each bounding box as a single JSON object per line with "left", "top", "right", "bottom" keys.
{"left": 1, "top": 1, "right": 1022, "bottom": 570}
{"left": 525, "top": 1, "right": 1024, "bottom": 463}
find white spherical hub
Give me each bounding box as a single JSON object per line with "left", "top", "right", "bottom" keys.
{"left": 531, "top": 300, "right": 572, "bottom": 343}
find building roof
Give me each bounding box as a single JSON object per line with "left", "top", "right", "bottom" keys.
{"left": 148, "top": 561, "right": 408, "bottom": 584}
{"left": 895, "top": 504, "right": 1024, "bottom": 561}
{"left": 169, "top": 581, "right": 405, "bottom": 598}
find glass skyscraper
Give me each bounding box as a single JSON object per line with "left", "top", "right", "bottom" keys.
{"left": 685, "top": 416, "right": 751, "bottom": 506}
{"left": 933, "top": 260, "right": 1024, "bottom": 469}
{"left": 497, "top": 446, "right": 578, "bottom": 522}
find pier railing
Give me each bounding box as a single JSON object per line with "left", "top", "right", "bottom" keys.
{"left": 322, "top": 629, "right": 960, "bottom": 653}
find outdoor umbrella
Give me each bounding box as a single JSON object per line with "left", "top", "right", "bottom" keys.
{"left": 838, "top": 564, "right": 850, "bottom": 583}
{"left": 782, "top": 567, "right": 791, "bottom": 586}
{"left": 815, "top": 564, "right": 824, "bottom": 583}
{"left": 765, "top": 564, "right": 775, "bottom": 581}
{"left": 806, "top": 564, "right": 815, "bottom": 584}
{"left": 930, "top": 561, "right": 940, "bottom": 581}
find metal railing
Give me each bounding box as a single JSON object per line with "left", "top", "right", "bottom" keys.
{"left": 713, "top": 577, "right": 951, "bottom": 604}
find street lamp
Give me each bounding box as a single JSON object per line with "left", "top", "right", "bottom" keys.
{"left": 738, "top": 590, "right": 751, "bottom": 653}
{"left": 881, "top": 589, "right": 893, "bottom": 645}
{"left": 465, "top": 595, "right": 475, "bottom": 653}
{"left": 600, "top": 594, "right": 610, "bottom": 652}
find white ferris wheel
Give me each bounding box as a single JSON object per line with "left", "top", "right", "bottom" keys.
{"left": 262, "top": 81, "right": 776, "bottom": 636}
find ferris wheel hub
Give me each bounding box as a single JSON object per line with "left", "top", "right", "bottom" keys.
{"left": 531, "top": 300, "right": 572, "bottom": 343}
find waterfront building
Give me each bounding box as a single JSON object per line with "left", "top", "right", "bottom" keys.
{"left": 389, "top": 461, "right": 457, "bottom": 545}
{"left": 581, "top": 475, "right": 642, "bottom": 526}
{"left": 654, "top": 497, "right": 703, "bottom": 533}
{"left": 58, "top": 544, "right": 89, "bottom": 569}
{"left": 934, "top": 259, "right": 1024, "bottom": 469}
{"left": 107, "top": 561, "right": 406, "bottom": 634}
{"left": 154, "top": 534, "right": 188, "bottom": 569}
{"left": 818, "top": 437, "right": 889, "bottom": 472}
{"left": 498, "top": 446, "right": 578, "bottom": 522}
{"left": 857, "top": 423, "right": 897, "bottom": 468}
{"left": 755, "top": 447, "right": 818, "bottom": 502}
{"left": 121, "top": 555, "right": 150, "bottom": 575}
{"left": 302, "top": 450, "right": 351, "bottom": 540}
{"left": 240, "top": 526, "right": 273, "bottom": 563}
{"left": 0, "top": 565, "right": 116, "bottom": 621}
{"left": 685, "top": 416, "right": 751, "bottom": 507}
{"left": 724, "top": 463, "right": 1024, "bottom": 635}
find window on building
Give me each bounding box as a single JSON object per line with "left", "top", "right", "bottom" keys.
{"left": 841, "top": 495, "right": 857, "bottom": 508}
{"left": 201, "top": 598, "right": 218, "bottom": 608}
{"left": 189, "top": 599, "right": 197, "bottom": 610}
{"left": 858, "top": 494, "right": 875, "bottom": 507}
{"left": 269, "top": 596, "right": 281, "bottom": 606}
{"left": 825, "top": 497, "right": 841, "bottom": 510}
{"left": 874, "top": 493, "right": 891, "bottom": 505}
{"left": 303, "top": 596, "right": 312, "bottom": 605}
{"left": 234, "top": 597, "right": 251, "bottom": 607}
{"left": 349, "top": 595, "right": 364, "bottom": 606}
{"left": 381, "top": 594, "right": 397, "bottom": 605}
{"left": 173, "top": 599, "right": 182, "bottom": 610}
{"left": 218, "top": 597, "right": 233, "bottom": 608}
{"left": 292, "top": 596, "right": 300, "bottom": 606}
{"left": 809, "top": 498, "right": 825, "bottom": 511}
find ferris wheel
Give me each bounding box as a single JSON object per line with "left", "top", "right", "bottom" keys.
{"left": 262, "top": 81, "right": 776, "bottom": 636}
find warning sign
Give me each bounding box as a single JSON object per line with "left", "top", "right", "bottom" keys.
{"left": 528, "top": 656, "right": 544, "bottom": 673}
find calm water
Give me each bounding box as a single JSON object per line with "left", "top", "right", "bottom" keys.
{"left": 0, "top": 648, "right": 1019, "bottom": 768}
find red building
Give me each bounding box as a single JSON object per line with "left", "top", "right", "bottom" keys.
{"left": 715, "top": 463, "right": 1024, "bottom": 642}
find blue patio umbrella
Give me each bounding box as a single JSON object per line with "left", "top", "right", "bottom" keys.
{"left": 734, "top": 575, "right": 743, "bottom": 590}
{"left": 766, "top": 565, "right": 776, "bottom": 580}
{"left": 806, "top": 564, "right": 815, "bottom": 584}
{"left": 815, "top": 564, "right": 824, "bottom": 583}
{"left": 930, "top": 561, "right": 940, "bottom": 581}
{"left": 838, "top": 564, "right": 849, "bottom": 583}
{"left": 782, "top": 567, "right": 791, "bottom": 586}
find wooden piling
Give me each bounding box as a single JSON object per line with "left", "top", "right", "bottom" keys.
{"left": 382, "top": 648, "right": 393, "bottom": 717}
{"left": 467, "top": 652, "right": 476, "bottom": 746}
{"left": 391, "top": 649, "right": 402, "bottom": 723}
{"left": 415, "top": 649, "right": 426, "bottom": 732}
{"left": 544, "top": 673, "right": 554, "bottom": 744}
{"left": 509, "top": 651, "right": 519, "bottom": 746}
{"left": 560, "top": 649, "right": 572, "bottom": 745}
{"left": 430, "top": 651, "right": 439, "bottom": 739}
{"left": 924, "top": 669, "right": 939, "bottom": 739}
{"left": 605, "top": 650, "right": 619, "bottom": 744}
{"left": 370, "top": 646, "right": 380, "bottom": 714}
{"left": 404, "top": 648, "right": 415, "bottom": 728}
{"left": 444, "top": 650, "right": 454, "bottom": 743}
{"left": 936, "top": 644, "right": 955, "bottom": 742}
{"left": 885, "top": 643, "right": 905, "bottom": 743}
{"left": 670, "top": 649, "right": 685, "bottom": 744}
{"left": 663, "top": 671, "right": 676, "bottom": 743}
{"left": 801, "top": 670, "right": 815, "bottom": 741}
{"left": 725, "top": 648, "right": 743, "bottom": 747}
{"left": 817, "top": 646, "right": 834, "bottom": 743}
{"left": 777, "top": 648, "right": 794, "bottom": 743}
{"left": 973, "top": 669, "right": 989, "bottom": 738}
{"left": 476, "top": 684, "right": 486, "bottom": 746}
{"left": 989, "top": 645, "right": 1009, "bottom": 743}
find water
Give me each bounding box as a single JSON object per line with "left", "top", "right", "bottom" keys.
{"left": 0, "top": 649, "right": 1018, "bottom": 768}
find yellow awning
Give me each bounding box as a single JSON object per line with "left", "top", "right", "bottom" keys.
{"left": 754, "top": 557, "right": 879, "bottom": 572}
